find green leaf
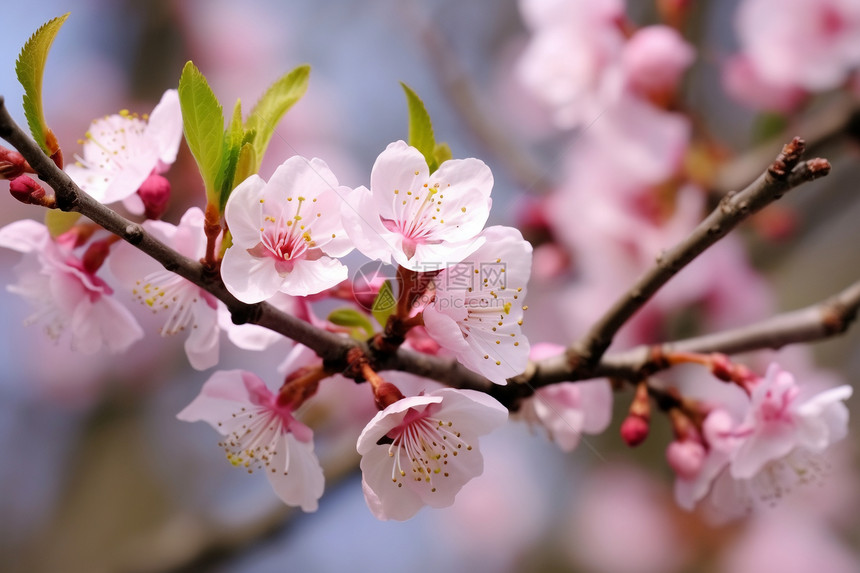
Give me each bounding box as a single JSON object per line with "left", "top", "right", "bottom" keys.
{"left": 371, "top": 280, "right": 397, "bottom": 329}
{"left": 215, "top": 99, "right": 245, "bottom": 211}
{"left": 178, "top": 61, "right": 224, "bottom": 203}
{"left": 15, "top": 13, "right": 69, "bottom": 155}
{"left": 327, "top": 308, "right": 375, "bottom": 340}
{"left": 245, "top": 65, "right": 310, "bottom": 172}
{"left": 400, "top": 82, "right": 438, "bottom": 173}
{"left": 231, "top": 140, "right": 257, "bottom": 191}
{"left": 44, "top": 209, "right": 80, "bottom": 237}
{"left": 433, "top": 142, "right": 452, "bottom": 166}
{"left": 752, "top": 112, "right": 788, "bottom": 145}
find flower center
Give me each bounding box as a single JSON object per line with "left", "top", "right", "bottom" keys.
{"left": 218, "top": 405, "right": 287, "bottom": 475}
{"left": 252, "top": 196, "right": 325, "bottom": 270}
{"left": 132, "top": 269, "right": 214, "bottom": 336}
{"left": 386, "top": 408, "right": 472, "bottom": 492}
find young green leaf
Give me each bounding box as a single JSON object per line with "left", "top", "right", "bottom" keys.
{"left": 178, "top": 61, "right": 224, "bottom": 203}
{"left": 433, "top": 142, "right": 453, "bottom": 166}
{"left": 215, "top": 99, "right": 245, "bottom": 211}
{"left": 231, "top": 140, "right": 257, "bottom": 191}
{"left": 15, "top": 13, "right": 69, "bottom": 155}
{"left": 400, "top": 82, "right": 438, "bottom": 173}
{"left": 371, "top": 280, "right": 397, "bottom": 329}
{"left": 245, "top": 65, "right": 311, "bottom": 172}
{"left": 327, "top": 308, "right": 376, "bottom": 340}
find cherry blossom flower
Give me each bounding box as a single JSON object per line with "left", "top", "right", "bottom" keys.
{"left": 730, "top": 363, "right": 852, "bottom": 480}
{"left": 514, "top": 344, "right": 612, "bottom": 451}
{"left": 722, "top": 55, "right": 808, "bottom": 113}
{"left": 516, "top": 0, "right": 626, "bottom": 128}
{"left": 221, "top": 156, "right": 352, "bottom": 302}
{"left": 341, "top": 141, "right": 493, "bottom": 271}
{"left": 65, "top": 89, "right": 182, "bottom": 213}
{"left": 735, "top": 0, "right": 860, "bottom": 91}
{"left": 621, "top": 25, "right": 695, "bottom": 101}
{"left": 110, "top": 207, "right": 221, "bottom": 370}
{"left": 674, "top": 363, "right": 852, "bottom": 519}
{"left": 177, "top": 369, "right": 324, "bottom": 511}
{"left": 357, "top": 388, "right": 508, "bottom": 521}
{"left": 0, "top": 219, "right": 143, "bottom": 353}
{"left": 423, "top": 226, "right": 532, "bottom": 385}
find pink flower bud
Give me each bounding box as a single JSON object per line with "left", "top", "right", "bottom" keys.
{"left": 138, "top": 172, "right": 171, "bottom": 220}
{"left": 9, "top": 175, "right": 48, "bottom": 206}
{"left": 0, "top": 147, "right": 29, "bottom": 180}
{"left": 622, "top": 26, "right": 695, "bottom": 100}
{"left": 666, "top": 439, "right": 706, "bottom": 479}
{"left": 621, "top": 415, "right": 650, "bottom": 447}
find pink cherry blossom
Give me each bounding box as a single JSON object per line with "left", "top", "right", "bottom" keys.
{"left": 177, "top": 369, "right": 324, "bottom": 511}
{"left": 221, "top": 156, "right": 352, "bottom": 302}
{"left": 0, "top": 219, "right": 143, "bottom": 353}
{"left": 517, "top": 0, "right": 626, "bottom": 128}
{"left": 514, "top": 343, "right": 612, "bottom": 451}
{"left": 730, "top": 363, "right": 852, "bottom": 480}
{"left": 110, "top": 207, "right": 221, "bottom": 370}
{"left": 356, "top": 388, "right": 508, "bottom": 520}
{"left": 341, "top": 141, "right": 493, "bottom": 271}
{"left": 722, "top": 54, "right": 808, "bottom": 113}
{"left": 621, "top": 25, "right": 696, "bottom": 99}
{"left": 673, "top": 408, "right": 738, "bottom": 511}
{"left": 423, "top": 226, "right": 532, "bottom": 385}
{"left": 65, "top": 89, "right": 182, "bottom": 212}
{"left": 736, "top": 0, "right": 860, "bottom": 91}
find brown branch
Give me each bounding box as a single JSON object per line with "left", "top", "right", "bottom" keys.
{"left": 0, "top": 97, "right": 854, "bottom": 413}
{"left": 0, "top": 97, "right": 355, "bottom": 365}
{"left": 567, "top": 137, "right": 830, "bottom": 370}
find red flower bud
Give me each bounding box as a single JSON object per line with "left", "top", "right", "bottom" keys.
{"left": 138, "top": 172, "right": 171, "bottom": 220}
{"left": 620, "top": 415, "right": 650, "bottom": 447}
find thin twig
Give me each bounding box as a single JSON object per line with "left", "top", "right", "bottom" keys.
{"left": 567, "top": 137, "right": 830, "bottom": 370}
{"left": 0, "top": 97, "right": 354, "bottom": 364}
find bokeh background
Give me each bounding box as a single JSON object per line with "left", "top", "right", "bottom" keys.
{"left": 2, "top": 1, "right": 860, "bottom": 572}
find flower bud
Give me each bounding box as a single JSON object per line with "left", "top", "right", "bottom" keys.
{"left": 0, "top": 147, "right": 29, "bottom": 180}
{"left": 621, "top": 381, "right": 651, "bottom": 447}
{"left": 9, "top": 175, "right": 53, "bottom": 207}
{"left": 138, "top": 172, "right": 171, "bottom": 220}
{"left": 620, "top": 415, "right": 650, "bottom": 447}
{"left": 666, "top": 439, "right": 706, "bottom": 480}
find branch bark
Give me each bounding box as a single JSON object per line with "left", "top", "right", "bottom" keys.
{"left": 0, "top": 97, "right": 853, "bottom": 412}
{"left": 567, "top": 137, "right": 830, "bottom": 370}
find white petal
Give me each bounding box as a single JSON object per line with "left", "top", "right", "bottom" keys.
{"left": 278, "top": 256, "right": 347, "bottom": 297}
{"left": 0, "top": 219, "right": 50, "bottom": 253}
{"left": 145, "top": 89, "right": 183, "bottom": 166}
{"left": 340, "top": 185, "right": 398, "bottom": 264}
{"left": 266, "top": 433, "right": 325, "bottom": 512}
{"left": 220, "top": 245, "right": 283, "bottom": 304}
{"left": 224, "top": 174, "right": 267, "bottom": 247}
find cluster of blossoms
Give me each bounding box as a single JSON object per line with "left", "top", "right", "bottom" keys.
{"left": 0, "top": 88, "right": 540, "bottom": 519}
{"left": 669, "top": 361, "right": 852, "bottom": 520}
{"left": 0, "top": 0, "right": 856, "bottom": 528}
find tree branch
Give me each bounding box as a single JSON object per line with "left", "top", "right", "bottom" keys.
{"left": 567, "top": 137, "right": 830, "bottom": 370}
{"left": 0, "top": 96, "right": 355, "bottom": 364}
{"left": 0, "top": 97, "right": 854, "bottom": 413}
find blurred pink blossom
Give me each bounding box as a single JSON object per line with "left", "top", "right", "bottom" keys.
{"left": 0, "top": 220, "right": 142, "bottom": 354}
{"left": 517, "top": 0, "right": 626, "bottom": 128}
{"left": 736, "top": 0, "right": 860, "bottom": 91}
{"left": 515, "top": 343, "right": 612, "bottom": 451}
{"left": 723, "top": 54, "right": 808, "bottom": 113}
{"left": 622, "top": 25, "right": 696, "bottom": 101}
